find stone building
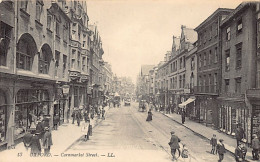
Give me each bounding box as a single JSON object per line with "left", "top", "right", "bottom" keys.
{"left": 194, "top": 8, "right": 233, "bottom": 127}
{"left": 219, "top": 2, "right": 259, "bottom": 143}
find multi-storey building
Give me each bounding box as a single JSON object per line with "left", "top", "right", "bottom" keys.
{"left": 0, "top": 0, "right": 72, "bottom": 148}
{"left": 219, "top": 2, "right": 259, "bottom": 143}
{"left": 138, "top": 65, "right": 154, "bottom": 101}
{"left": 194, "top": 8, "right": 233, "bottom": 127}
{"left": 168, "top": 26, "right": 197, "bottom": 114}
{"left": 89, "top": 24, "right": 104, "bottom": 107}
{"left": 181, "top": 41, "right": 197, "bottom": 119}
{"left": 103, "top": 62, "right": 113, "bottom": 96}
{"left": 0, "top": 0, "right": 109, "bottom": 149}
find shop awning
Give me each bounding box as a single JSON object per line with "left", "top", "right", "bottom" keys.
{"left": 178, "top": 97, "right": 196, "bottom": 108}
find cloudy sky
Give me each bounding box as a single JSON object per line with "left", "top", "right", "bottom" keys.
{"left": 86, "top": 0, "right": 244, "bottom": 83}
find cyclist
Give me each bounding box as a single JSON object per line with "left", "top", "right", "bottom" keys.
{"left": 168, "top": 131, "right": 181, "bottom": 161}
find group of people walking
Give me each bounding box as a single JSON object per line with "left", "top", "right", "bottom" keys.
{"left": 23, "top": 118, "right": 53, "bottom": 156}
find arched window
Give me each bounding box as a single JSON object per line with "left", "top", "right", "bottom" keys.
{"left": 39, "top": 44, "right": 52, "bottom": 74}
{"left": 16, "top": 34, "right": 37, "bottom": 70}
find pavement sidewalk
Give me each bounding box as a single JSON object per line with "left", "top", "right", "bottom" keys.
{"left": 0, "top": 106, "right": 110, "bottom": 157}
{"left": 159, "top": 111, "right": 254, "bottom": 162}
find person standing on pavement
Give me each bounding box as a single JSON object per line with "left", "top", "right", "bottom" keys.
{"left": 101, "top": 107, "right": 106, "bottom": 120}
{"left": 30, "top": 130, "right": 41, "bottom": 155}
{"left": 76, "top": 111, "right": 81, "bottom": 126}
{"left": 181, "top": 110, "right": 185, "bottom": 124}
{"left": 71, "top": 109, "right": 76, "bottom": 124}
{"left": 216, "top": 139, "right": 226, "bottom": 162}
{"left": 42, "top": 127, "right": 53, "bottom": 155}
{"left": 210, "top": 134, "right": 217, "bottom": 154}
{"left": 53, "top": 114, "right": 59, "bottom": 130}
{"left": 36, "top": 119, "right": 44, "bottom": 142}
{"left": 252, "top": 134, "right": 260, "bottom": 160}
{"left": 23, "top": 129, "right": 33, "bottom": 151}
{"left": 168, "top": 131, "right": 181, "bottom": 161}
{"left": 236, "top": 123, "right": 245, "bottom": 147}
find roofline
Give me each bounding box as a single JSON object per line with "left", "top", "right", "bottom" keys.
{"left": 220, "top": 2, "right": 256, "bottom": 27}
{"left": 195, "top": 8, "right": 234, "bottom": 31}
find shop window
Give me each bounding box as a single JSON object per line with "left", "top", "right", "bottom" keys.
{"left": 225, "top": 50, "right": 230, "bottom": 71}
{"left": 0, "top": 21, "right": 12, "bottom": 66}
{"left": 15, "top": 89, "right": 49, "bottom": 138}
{"left": 0, "top": 91, "right": 7, "bottom": 143}
{"left": 236, "top": 43, "right": 242, "bottom": 69}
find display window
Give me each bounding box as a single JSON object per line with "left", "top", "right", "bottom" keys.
{"left": 0, "top": 90, "right": 7, "bottom": 143}
{"left": 15, "top": 89, "right": 50, "bottom": 138}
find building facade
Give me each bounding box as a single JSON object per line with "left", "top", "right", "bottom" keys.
{"left": 195, "top": 8, "right": 233, "bottom": 127}
{"left": 220, "top": 2, "right": 259, "bottom": 143}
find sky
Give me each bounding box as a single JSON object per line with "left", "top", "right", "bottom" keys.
{"left": 86, "top": 0, "right": 244, "bottom": 83}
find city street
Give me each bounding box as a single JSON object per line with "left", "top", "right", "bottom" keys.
{"left": 66, "top": 102, "right": 235, "bottom": 162}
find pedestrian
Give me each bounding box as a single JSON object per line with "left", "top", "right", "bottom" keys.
{"left": 146, "top": 109, "right": 153, "bottom": 121}
{"left": 257, "top": 125, "right": 260, "bottom": 139}
{"left": 181, "top": 110, "right": 185, "bottom": 124}
{"left": 42, "top": 116, "right": 50, "bottom": 128}
{"left": 240, "top": 143, "right": 247, "bottom": 161}
{"left": 71, "top": 109, "right": 76, "bottom": 124}
{"left": 76, "top": 111, "right": 81, "bottom": 126}
{"left": 23, "top": 129, "right": 33, "bottom": 151}
{"left": 36, "top": 119, "right": 44, "bottom": 141}
{"left": 42, "top": 127, "right": 53, "bottom": 155}
{"left": 216, "top": 139, "right": 226, "bottom": 162}
{"left": 84, "top": 111, "right": 90, "bottom": 123}
{"left": 168, "top": 131, "right": 181, "bottom": 161}
{"left": 81, "top": 120, "right": 90, "bottom": 141}
{"left": 101, "top": 108, "right": 106, "bottom": 120}
{"left": 236, "top": 124, "right": 245, "bottom": 147}
{"left": 30, "top": 130, "right": 41, "bottom": 155}
{"left": 235, "top": 143, "right": 244, "bottom": 162}
{"left": 210, "top": 134, "right": 217, "bottom": 154}
{"left": 53, "top": 114, "right": 59, "bottom": 130}
{"left": 252, "top": 134, "right": 260, "bottom": 160}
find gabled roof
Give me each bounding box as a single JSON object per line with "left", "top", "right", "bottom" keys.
{"left": 141, "top": 65, "right": 155, "bottom": 76}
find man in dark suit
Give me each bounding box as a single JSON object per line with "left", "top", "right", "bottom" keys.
{"left": 169, "top": 131, "right": 181, "bottom": 161}
{"left": 53, "top": 114, "right": 59, "bottom": 130}
{"left": 30, "top": 130, "right": 41, "bottom": 155}
{"left": 42, "top": 127, "right": 53, "bottom": 155}
{"left": 217, "top": 139, "right": 226, "bottom": 162}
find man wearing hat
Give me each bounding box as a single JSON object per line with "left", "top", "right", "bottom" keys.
{"left": 252, "top": 134, "right": 260, "bottom": 160}
{"left": 30, "top": 130, "right": 41, "bottom": 154}
{"left": 42, "top": 127, "right": 53, "bottom": 155}
{"left": 168, "top": 131, "right": 181, "bottom": 161}
{"left": 217, "top": 139, "right": 226, "bottom": 162}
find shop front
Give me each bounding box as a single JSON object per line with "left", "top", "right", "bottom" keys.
{"left": 218, "top": 99, "right": 247, "bottom": 137}
{"left": 0, "top": 89, "right": 9, "bottom": 146}
{"left": 14, "top": 89, "right": 51, "bottom": 139}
